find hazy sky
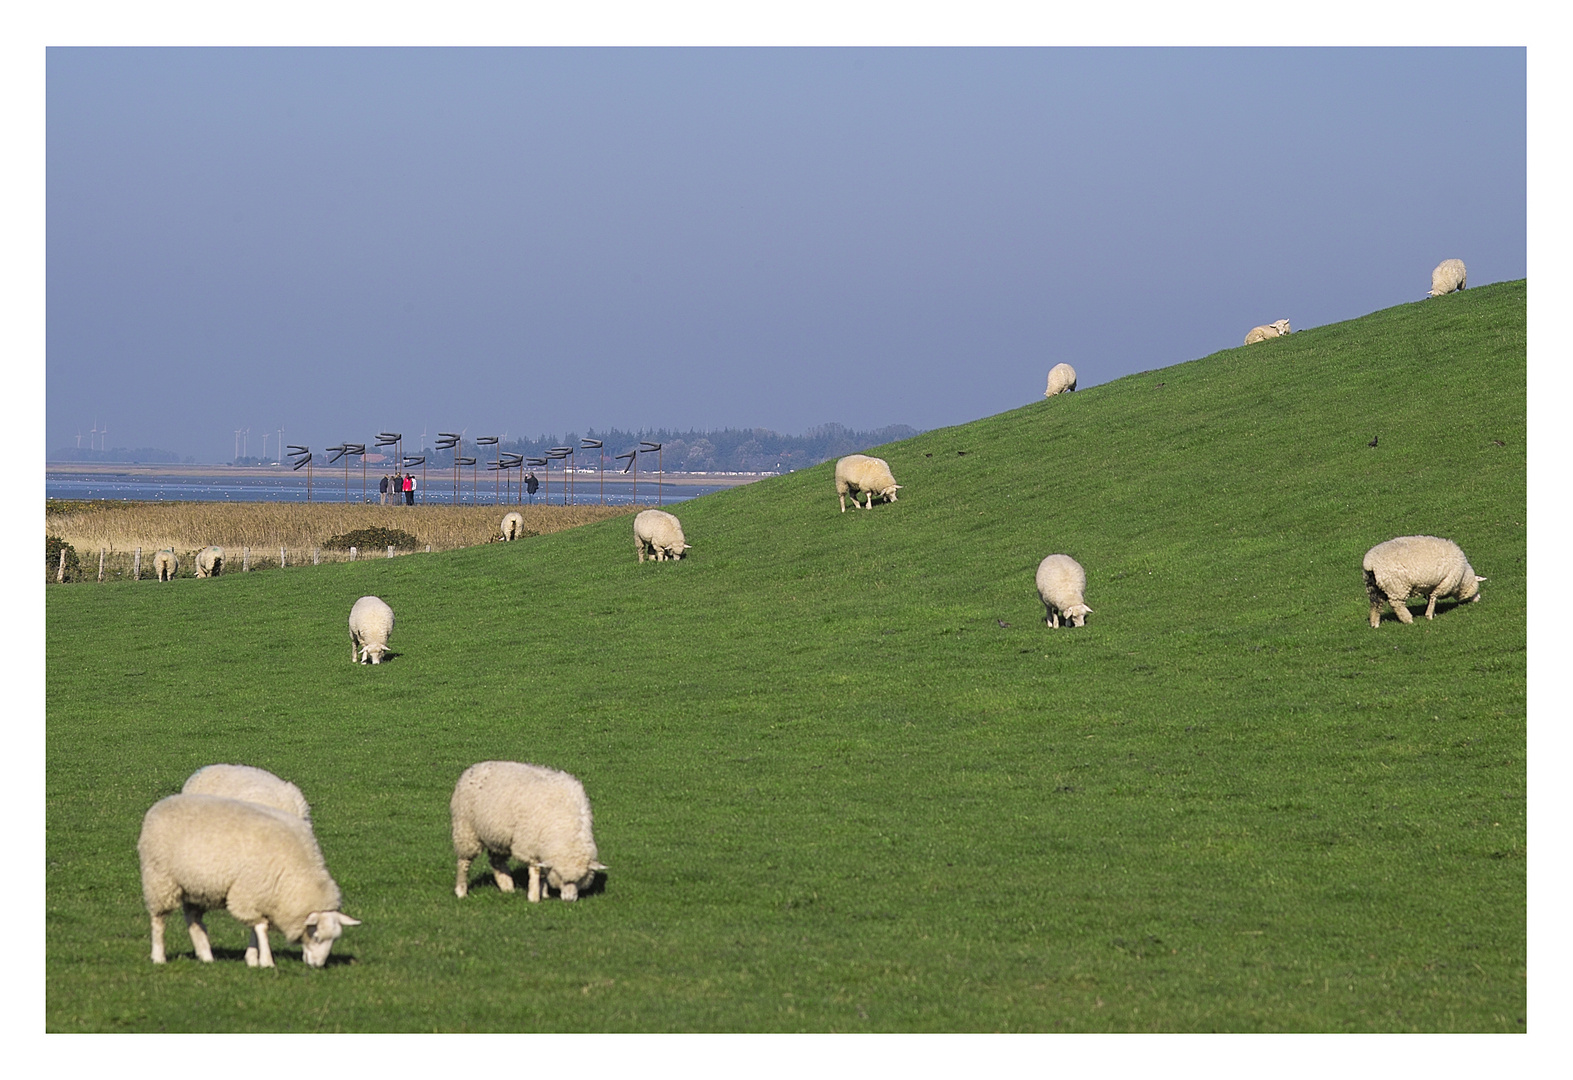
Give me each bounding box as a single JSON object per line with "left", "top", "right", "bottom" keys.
{"left": 45, "top": 46, "right": 1525, "bottom": 462}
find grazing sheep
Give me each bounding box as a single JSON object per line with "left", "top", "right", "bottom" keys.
{"left": 152, "top": 549, "right": 178, "bottom": 582}
{"left": 1244, "top": 319, "right": 1291, "bottom": 345}
{"left": 182, "top": 764, "right": 311, "bottom": 823}
{"left": 1362, "top": 535, "right": 1485, "bottom": 628}
{"left": 1035, "top": 554, "right": 1093, "bottom": 628}
{"left": 348, "top": 595, "right": 395, "bottom": 664}
{"left": 137, "top": 793, "right": 360, "bottom": 967}
{"left": 194, "top": 546, "right": 224, "bottom": 578}
{"left": 835, "top": 454, "right": 902, "bottom": 513}
{"left": 452, "top": 760, "right": 606, "bottom": 902}
{"left": 501, "top": 511, "right": 525, "bottom": 541}
{"left": 1429, "top": 258, "right": 1467, "bottom": 297}
{"left": 633, "top": 509, "right": 690, "bottom": 562}
{"left": 1044, "top": 362, "right": 1078, "bottom": 396}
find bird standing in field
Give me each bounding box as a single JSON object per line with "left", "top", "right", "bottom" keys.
{"left": 1368, "top": 434, "right": 1379, "bottom": 448}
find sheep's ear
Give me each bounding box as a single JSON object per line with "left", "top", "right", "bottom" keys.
{"left": 591, "top": 861, "right": 608, "bottom": 871}
{"left": 1473, "top": 576, "right": 1487, "bottom": 582}
{"left": 336, "top": 914, "right": 362, "bottom": 927}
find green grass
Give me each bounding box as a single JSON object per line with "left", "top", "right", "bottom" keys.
{"left": 45, "top": 282, "right": 1526, "bottom": 1032}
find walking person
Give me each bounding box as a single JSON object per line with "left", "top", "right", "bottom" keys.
{"left": 379, "top": 474, "right": 389, "bottom": 505}
{"left": 404, "top": 472, "right": 415, "bottom": 506}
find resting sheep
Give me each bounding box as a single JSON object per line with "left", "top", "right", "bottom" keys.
{"left": 1429, "top": 258, "right": 1467, "bottom": 297}
{"left": 152, "top": 549, "right": 178, "bottom": 582}
{"left": 137, "top": 793, "right": 360, "bottom": 967}
{"left": 1035, "top": 554, "right": 1093, "bottom": 628}
{"left": 452, "top": 760, "right": 606, "bottom": 902}
{"left": 194, "top": 546, "right": 224, "bottom": 578}
{"left": 1244, "top": 319, "right": 1291, "bottom": 345}
{"left": 348, "top": 595, "right": 395, "bottom": 664}
{"left": 633, "top": 509, "right": 690, "bottom": 562}
{"left": 1045, "top": 362, "right": 1078, "bottom": 396}
{"left": 835, "top": 454, "right": 902, "bottom": 513}
{"left": 1362, "top": 535, "right": 1484, "bottom": 628}
{"left": 501, "top": 511, "right": 525, "bottom": 541}
{"left": 182, "top": 764, "right": 312, "bottom": 822}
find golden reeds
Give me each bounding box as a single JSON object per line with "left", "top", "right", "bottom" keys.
{"left": 45, "top": 501, "right": 639, "bottom": 582}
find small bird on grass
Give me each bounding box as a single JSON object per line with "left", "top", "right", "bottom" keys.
{"left": 1367, "top": 434, "right": 1379, "bottom": 448}
{"left": 997, "top": 620, "right": 1011, "bottom": 628}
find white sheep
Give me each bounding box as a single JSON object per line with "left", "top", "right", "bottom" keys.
{"left": 1362, "top": 535, "right": 1485, "bottom": 628}
{"left": 1044, "top": 362, "right": 1078, "bottom": 396}
{"left": 152, "top": 549, "right": 178, "bottom": 582}
{"left": 1035, "top": 554, "right": 1094, "bottom": 628}
{"left": 182, "top": 764, "right": 312, "bottom": 822}
{"left": 194, "top": 545, "right": 224, "bottom": 578}
{"left": 349, "top": 595, "right": 395, "bottom": 664}
{"left": 501, "top": 511, "right": 525, "bottom": 541}
{"left": 835, "top": 454, "right": 902, "bottom": 513}
{"left": 451, "top": 760, "right": 606, "bottom": 902}
{"left": 633, "top": 509, "right": 690, "bottom": 562}
{"left": 1244, "top": 319, "right": 1291, "bottom": 345}
{"left": 1429, "top": 258, "right": 1467, "bottom": 297}
{"left": 137, "top": 793, "right": 360, "bottom": 967}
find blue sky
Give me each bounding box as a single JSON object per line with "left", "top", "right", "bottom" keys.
{"left": 43, "top": 45, "right": 1525, "bottom": 462}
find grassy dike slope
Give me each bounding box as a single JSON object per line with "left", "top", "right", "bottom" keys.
{"left": 45, "top": 282, "right": 1525, "bottom": 1032}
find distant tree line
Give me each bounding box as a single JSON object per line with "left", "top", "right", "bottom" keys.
{"left": 444, "top": 423, "right": 923, "bottom": 474}
{"left": 51, "top": 446, "right": 192, "bottom": 464}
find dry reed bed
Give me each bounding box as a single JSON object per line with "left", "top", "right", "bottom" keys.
{"left": 47, "top": 502, "right": 638, "bottom": 579}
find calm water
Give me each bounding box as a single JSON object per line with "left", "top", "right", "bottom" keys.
{"left": 45, "top": 470, "right": 741, "bottom": 506}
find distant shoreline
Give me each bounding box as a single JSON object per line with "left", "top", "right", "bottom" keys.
{"left": 44, "top": 461, "right": 774, "bottom": 488}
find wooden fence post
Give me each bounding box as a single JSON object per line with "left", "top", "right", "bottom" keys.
{"left": 350, "top": 546, "right": 358, "bottom": 561}
{"left": 57, "top": 549, "right": 67, "bottom": 583}
{"left": 98, "top": 549, "right": 106, "bottom": 582}
{"left": 134, "top": 548, "right": 141, "bottom": 580}
{"left": 243, "top": 546, "right": 251, "bottom": 572}
{"left": 313, "top": 548, "right": 320, "bottom": 566}
{"left": 387, "top": 545, "right": 394, "bottom": 559}
{"left": 280, "top": 546, "right": 287, "bottom": 568}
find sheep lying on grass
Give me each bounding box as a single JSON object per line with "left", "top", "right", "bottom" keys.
{"left": 1429, "top": 258, "right": 1467, "bottom": 297}
{"left": 501, "top": 511, "right": 525, "bottom": 541}
{"left": 452, "top": 760, "right": 606, "bottom": 902}
{"left": 137, "top": 793, "right": 360, "bottom": 967}
{"left": 835, "top": 454, "right": 902, "bottom": 512}
{"left": 182, "top": 764, "right": 311, "bottom": 822}
{"left": 195, "top": 546, "right": 224, "bottom": 577}
{"left": 152, "top": 549, "right": 178, "bottom": 582}
{"left": 349, "top": 595, "right": 395, "bottom": 664}
{"left": 1045, "top": 363, "right": 1078, "bottom": 396}
{"left": 634, "top": 509, "right": 690, "bottom": 562}
{"left": 1362, "top": 535, "right": 1484, "bottom": 627}
{"left": 1035, "top": 554, "right": 1093, "bottom": 628}
{"left": 1244, "top": 319, "right": 1291, "bottom": 345}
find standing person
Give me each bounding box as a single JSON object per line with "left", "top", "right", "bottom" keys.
{"left": 379, "top": 474, "right": 389, "bottom": 505}
{"left": 404, "top": 472, "right": 415, "bottom": 506}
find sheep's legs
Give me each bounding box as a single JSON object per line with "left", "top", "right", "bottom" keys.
{"left": 527, "top": 863, "right": 542, "bottom": 902}
{"left": 246, "top": 920, "right": 273, "bottom": 968}
{"left": 1390, "top": 594, "right": 1415, "bottom": 624}
{"left": 1425, "top": 592, "right": 1440, "bottom": 620}
{"left": 455, "top": 856, "right": 473, "bottom": 898}
{"left": 863, "top": 492, "right": 873, "bottom": 509}
{"left": 183, "top": 904, "right": 214, "bottom": 962}
{"left": 839, "top": 494, "right": 848, "bottom": 512}
{"left": 1369, "top": 599, "right": 1384, "bottom": 628}
{"left": 489, "top": 851, "right": 515, "bottom": 892}
{"left": 351, "top": 632, "right": 360, "bottom": 663}
{"left": 149, "top": 912, "right": 167, "bottom": 963}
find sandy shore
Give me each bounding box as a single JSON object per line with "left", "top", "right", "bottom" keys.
{"left": 45, "top": 461, "right": 774, "bottom": 488}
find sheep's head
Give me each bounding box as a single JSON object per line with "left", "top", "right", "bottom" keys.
{"left": 300, "top": 911, "right": 361, "bottom": 967}
{"left": 1066, "top": 604, "right": 1093, "bottom": 627}
{"left": 1459, "top": 570, "right": 1483, "bottom": 603}
{"left": 880, "top": 484, "right": 902, "bottom": 503}
{"left": 1270, "top": 319, "right": 1291, "bottom": 336}
{"left": 546, "top": 860, "right": 608, "bottom": 901}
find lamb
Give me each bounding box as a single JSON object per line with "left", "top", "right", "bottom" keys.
{"left": 633, "top": 509, "right": 690, "bottom": 562}
{"left": 835, "top": 454, "right": 902, "bottom": 513}
{"left": 152, "top": 548, "right": 178, "bottom": 582}
{"left": 137, "top": 793, "right": 360, "bottom": 967}
{"left": 1362, "top": 535, "right": 1485, "bottom": 628}
{"left": 182, "top": 763, "right": 311, "bottom": 822}
{"left": 194, "top": 545, "right": 224, "bottom": 578}
{"left": 451, "top": 760, "right": 607, "bottom": 902}
{"left": 1429, "top": 258, "right": 1467, "bottom": 297}
{"left": 348, "top": 595, "right": 395, "bottom": 664}
{"left": 1035, "top": 554, "right": 1094, "bottom": 628}
{"left": 501, "top": 511, "right": 525, "bottom": 541}
{"left": 1243, "top": 319, "right": 1291, "bottom": 345}
{"left": 1044, "top": 362, "right": 1078, "bottom": 396}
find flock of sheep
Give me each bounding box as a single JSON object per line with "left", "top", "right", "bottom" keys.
{"left": 133, "top": 257, "right": 1487, "bottom": 967}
